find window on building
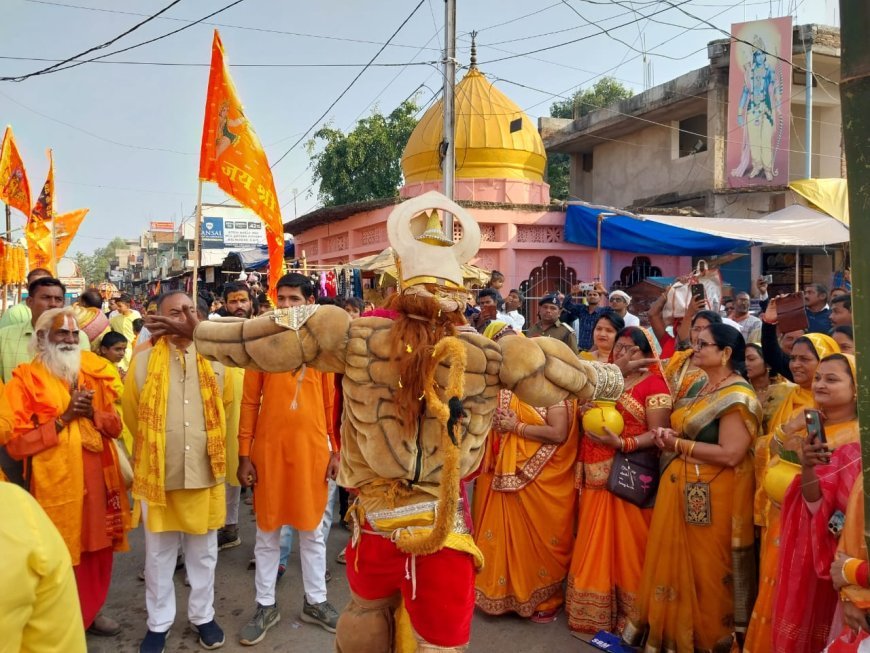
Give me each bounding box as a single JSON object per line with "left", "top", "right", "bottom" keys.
{"left": 677, "top": 114, "right": 708, "bottom": 158}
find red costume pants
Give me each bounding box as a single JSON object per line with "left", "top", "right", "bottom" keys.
{"left": 345, "top": 528, "right": 475, "bottom": 647}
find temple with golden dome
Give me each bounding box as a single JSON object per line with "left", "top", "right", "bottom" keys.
{"left": 284, "top": 45, "right": 687, "bottom": 301}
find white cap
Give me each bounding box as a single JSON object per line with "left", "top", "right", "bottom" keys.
{"left": 609, "top": 289, "right": 632, "bottom": 303}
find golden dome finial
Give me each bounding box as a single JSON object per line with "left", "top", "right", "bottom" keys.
{"left": 470, "top": 31, "right": 478, "bottom": 70}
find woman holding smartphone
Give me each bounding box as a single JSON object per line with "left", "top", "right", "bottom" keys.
{"left": 771, "top": 354, "right": 860, "bottom": 652}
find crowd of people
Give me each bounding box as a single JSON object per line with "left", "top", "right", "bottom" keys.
{"left": 0, "top": 262, "right": 866, "bottom": 653}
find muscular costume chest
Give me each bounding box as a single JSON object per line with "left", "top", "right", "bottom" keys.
{"left": 337, "top": 318, "right": 502, "bottom": 503}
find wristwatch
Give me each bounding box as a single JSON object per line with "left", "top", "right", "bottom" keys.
{"left": 54, "top": 417, "right": 68, "bottom": 431}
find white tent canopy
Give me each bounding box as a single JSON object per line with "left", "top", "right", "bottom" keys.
{"left": 639, "top": 205, "right": 849, "bottom": 247}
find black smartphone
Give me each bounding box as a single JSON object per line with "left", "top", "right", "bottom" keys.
{"left": 690, "top": 283, "right": 706, "bottom": 302}
{"left": 805, "top": 409, "right": 827, "bottom": 444}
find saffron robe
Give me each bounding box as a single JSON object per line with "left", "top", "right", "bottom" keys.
{"left": 239, "top": 368, "right": 336, "bottom": 532}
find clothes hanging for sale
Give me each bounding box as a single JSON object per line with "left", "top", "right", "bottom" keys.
{"left": 352, "top": 269, "right": 363, "bottom": 299}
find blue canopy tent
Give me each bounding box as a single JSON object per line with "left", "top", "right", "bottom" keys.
{"left": 564, "top": 203, "right": 752, "bottom": 255}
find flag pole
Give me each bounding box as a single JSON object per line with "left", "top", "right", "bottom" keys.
{"left": 191, "top": 180, "right": 204, "bottom": 301}
{"left": 2, "top": 203, "right": 9, "bottom": 313}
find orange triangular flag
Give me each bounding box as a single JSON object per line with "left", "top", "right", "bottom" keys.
{"left": 26, "top": 150, "right": 55, "bottom": 273}
{"left": 0, "top": 126, "right": 32, "bottom": 218}
{"left": 54, "top": 208, "right": 88, "bottom": 260}
{"left": 199, "top": 29, "right": 285, "bottom": 299}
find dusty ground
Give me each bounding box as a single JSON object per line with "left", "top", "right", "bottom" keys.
{"left": 87, "top": 495, "right": 597, "bottom": 652}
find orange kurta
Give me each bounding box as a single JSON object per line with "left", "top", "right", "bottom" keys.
{"left": 239, "top": 367, "right": 335, "bottom": 532}
{"left": 0, "top": 352, "right": 130, "bottom": 564}
{"left": 472, "top": 392, "right": 579, "bottom": 617}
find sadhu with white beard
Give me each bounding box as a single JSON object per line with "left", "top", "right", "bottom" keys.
{"left": 0, "top": 306, "right": 130, "bottom": 631}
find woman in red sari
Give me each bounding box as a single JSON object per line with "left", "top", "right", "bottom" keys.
{"left": 772, "top": 353, "right": 860, "bottom": 652}
{"left": 566, "top": 327, "right": 672, "bottom": 635}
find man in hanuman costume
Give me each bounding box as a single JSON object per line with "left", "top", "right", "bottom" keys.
{"left": 147, "top": 192, "right": 624, "bottom": 652}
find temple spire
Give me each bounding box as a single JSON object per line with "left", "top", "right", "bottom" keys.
{"left": 470, "top": 31, "right": 478, "bottom": 70}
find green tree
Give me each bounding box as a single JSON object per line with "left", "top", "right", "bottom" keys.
{"left": 546, "top": 77, "right": 633, "bottom": 200}
{"left": 75, "top": 237, "right": 128, "bottom": 286}
{"left": 307, "top": 100, "right": 419, "bottom": 207}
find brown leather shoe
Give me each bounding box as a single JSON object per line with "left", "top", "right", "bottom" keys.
{"left": 87, "top": 612, "right": 121, "bottom": 637}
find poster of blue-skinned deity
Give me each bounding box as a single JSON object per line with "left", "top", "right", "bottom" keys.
{"left": 727, "top": 17, "right": 792, "bottom": 188}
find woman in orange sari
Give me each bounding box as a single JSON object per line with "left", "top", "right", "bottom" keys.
{"left": 623, "top": 323, "right": 762, "bottom": 652}
{"left": 566, "top": 326, "right": 672, "bottom": 636}
{"left": 772, "top": 354, "right": 861, "bottom": 652}
{"left": 473, "top": 322, "right": 580, "bottom": 622}
{"left": 745, "top": 332, "right": 840, "bottom": 653}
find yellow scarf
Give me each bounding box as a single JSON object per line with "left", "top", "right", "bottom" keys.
{"left": 132, "top": 339, "right": 226, "bottom": 506}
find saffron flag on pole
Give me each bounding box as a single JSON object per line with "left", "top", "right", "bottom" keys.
{"left": 54, "top": 208, "right": 88, "bottom": 259}
{"left": 0, "top": 126, "right": 32, "bottom": 217}
{"left": 199, "top": 29, "right": 285, "bottom": 300}
{"left": 26, "top": 149, "right": 55, "bottom": 273}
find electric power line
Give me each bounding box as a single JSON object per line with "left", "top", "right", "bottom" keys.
{"left": 2, "top": 0, "right": 248, "bottom": 82}
{"left": 24, "top": 0, "right": 442, "bottom": 53}
{"left": 2, "top": 0, "right": 185, "bottom": 81}
{"left": 0, "top": 55, "right": 439, "bottom": 69}
{"left": 270, "top": 0, "right": 427, "bottom": 169}
{"left": 0, "top": 88, "right": 195, "bottom": 154}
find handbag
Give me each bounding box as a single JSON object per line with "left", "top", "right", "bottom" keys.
{"left": 606, "top": 448, "right": 660, "bottom": 509}
{"left": 663, "top": 260, "right": 723, "bottom": 322}
{"left": 775, "top": 292, "right": 809, "bottom": 333}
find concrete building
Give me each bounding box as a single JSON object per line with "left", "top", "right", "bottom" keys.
{"left": 541, "top": 24, "right": 843, "bottom": 289}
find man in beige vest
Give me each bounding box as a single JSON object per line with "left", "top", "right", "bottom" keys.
{"left": 123, "top": 291, "right": 234, "bottom": 653}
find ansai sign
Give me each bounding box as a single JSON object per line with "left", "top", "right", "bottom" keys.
{"left": 201, "top": 217, "right": 225, "bottom": 249}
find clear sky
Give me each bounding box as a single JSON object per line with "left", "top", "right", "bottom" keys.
{"left": 0, "top": 0, "right": 836, "bottom": 256}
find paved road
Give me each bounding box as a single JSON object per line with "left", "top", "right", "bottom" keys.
{"left": 87, "top": 495, "right": 597, "bottom": 652}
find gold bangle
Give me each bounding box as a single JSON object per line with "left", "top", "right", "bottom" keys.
{"left": 674, "top": 438, "right": 683, "bottom": 455}
{"left": 688, "top": 441, "right": 697, "bottom": 458}
{"left": 844, "top": 558, "right": 863, "bottom": 586}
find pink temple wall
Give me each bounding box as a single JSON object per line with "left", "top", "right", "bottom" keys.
{"left": 291, "top": 204, "right": 690, "bottom": 294}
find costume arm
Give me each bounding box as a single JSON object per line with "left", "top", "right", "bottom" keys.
{"left": 238, "top": 370, "right": 264, "bottom": 458}
{"left": 193, "top": 305, "right": 350, "bottom": 374}
{"left": 498, "top": 335, "right": 623, "bottom": 408}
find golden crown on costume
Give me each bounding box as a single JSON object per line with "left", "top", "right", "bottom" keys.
{"left": 386, "top": 191, "right": 481, "bottom": 290}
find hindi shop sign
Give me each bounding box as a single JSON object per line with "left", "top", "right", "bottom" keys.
{"left": 223, "top": 219, "right": 266, "bottom": 248}
{"left": 201, "top": 217, "right": 225, "bottom": 249}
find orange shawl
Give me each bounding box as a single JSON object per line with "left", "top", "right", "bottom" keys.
{"left": 3, "top": 352, "right": 129, "bottom": 563}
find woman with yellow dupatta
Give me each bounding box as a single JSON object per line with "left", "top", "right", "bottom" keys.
{"left": 623, "top": 323, "right": 762, "bottom": 652}
{"left": 472, "top": 321, "right": 580, "bottom": 623}
{"left": 566, "top": 326, "right": 672, "bottom": 636}
{"left": 745, "top": 332, "right": 840, "bottom": 653}
{"left": 772, "top": 354, "right": 861, "bottom": 652}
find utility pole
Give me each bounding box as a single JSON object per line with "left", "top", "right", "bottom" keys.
{"left": 805, "top": 44, "right": 813, "bottom": 178}
{"left": 441, "top": 0, "right": 456, "bottom": 237}
{"left": 839, "top": 0, "right": 870, "bottom": 551}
